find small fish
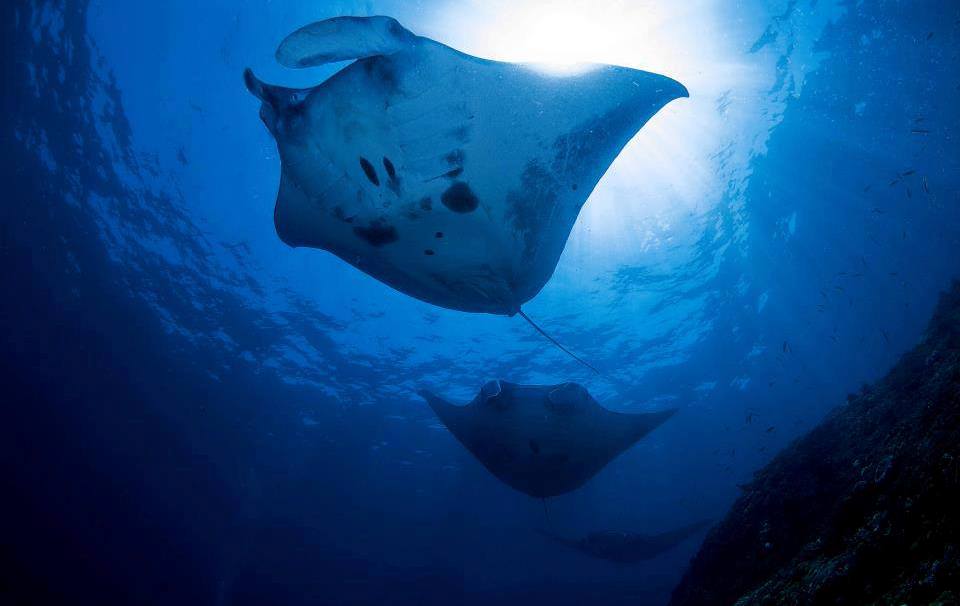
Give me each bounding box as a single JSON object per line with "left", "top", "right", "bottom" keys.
{"left": 889, "top": 179, "right": 900, "bottom": 187}
{"left": 922, "top": 176, "right": 930, "bottom": 194}
{"left": 782, "top": 341, "right": 791, "bottom": 354}
{"left": 911, "top": 129, "right": 930, "bottom": 135}
{"left": 900, "top": 169, "right": 915, "bottom": 176}
{"left": 765, "top": 426, "right": 776, "bottom": 433}
{"left": 881, "top": 330, "right": 890, "bottom": 345}
{"left": 927, "top": 32, "right": 934, "bottom": 40}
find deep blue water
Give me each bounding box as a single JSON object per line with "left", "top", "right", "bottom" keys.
{"left": 2, "top": 1, "right": 959, "bottom": 605}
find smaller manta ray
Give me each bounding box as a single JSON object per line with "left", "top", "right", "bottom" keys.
{"left": 419, "top": 381, "right": 676, "bottom": 498}
{"left": 539, "top": 519, "right": 713, "bottom": 563}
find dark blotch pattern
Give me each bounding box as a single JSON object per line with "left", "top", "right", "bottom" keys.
{"left": 441, "top": 181, "right": 479, "bottom": 213}
{"left": 382, "top": 156, "right": 397, "bottom": 179}
{"left": 353, "top": 220, "right": 397, "bottom": 247}
{"left": 449, "top": 125, "right": 471, "bottom": 143}
{"left": 360, "top": 56, "right": 399, "bottom": 94}
{"left": 359, "top": 157, "right": 380, "bottom": 186}
{"left": 333, "top": 206, "right": 355, "bottom": 224}
{"left": 445, "top": 149, "right": 465, "bottom": 165}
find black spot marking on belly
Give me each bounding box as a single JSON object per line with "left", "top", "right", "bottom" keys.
{"left": 424, "top": 249, "right": 435, "bottom": 256}
{"left": 441, "top": 181, "right": 479, "bottom": 213}
{"left": 361, "top": 56, "right": 399, "bottom": 94}
{"left": 333, "top": 206, "right": 355, "bottom": 224}
{"left": 448, "top": 125, "right": 471, "bottom": 143}
{"left": 353, "top": 220, "right": 397, "bottom": 247}
{"left": 445, "top": 149, "right": 465, "bottom": 165}
{"left": 528, "top": 439, "right": 541, "bottom": 455}
{"left": 435, "top": 231, "right": 444, "bottom": 239}
{"left": 359, "top": 157, "right": 380, "bottom": 186}
{"left": 382, "top": 156, "right": 397, "bottom": 179}
{"left": 419, "top": 197, "right": 433, "bottom": 211}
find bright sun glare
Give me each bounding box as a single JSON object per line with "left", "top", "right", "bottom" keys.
{"left": 431, "top": 1, "right": 764, "bottom": 271}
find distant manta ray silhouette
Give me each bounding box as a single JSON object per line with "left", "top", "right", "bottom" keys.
{"left": 244, "top": 16, "right": 687, "bottom": 370}
{"left": 539, "top": 519, "right": 714, "bottom": 563}
{"left": 420, "top": 380, "right": 677, "bottom": 498}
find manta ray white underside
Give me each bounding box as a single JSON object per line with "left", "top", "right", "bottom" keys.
{"left": 245, "top": 16, "right": 687, "bottom": 316}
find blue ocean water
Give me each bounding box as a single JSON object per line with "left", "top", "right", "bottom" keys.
{"left": 2, "top": 1, "right": 958, "bottom": 604}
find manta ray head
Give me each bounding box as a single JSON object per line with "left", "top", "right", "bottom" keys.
{"left": 243, "top": 68, "right": 312, "bottom": 140}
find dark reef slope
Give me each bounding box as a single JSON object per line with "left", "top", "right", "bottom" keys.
{"left": 671, "top": 283, "right": 960, "bottom": 605}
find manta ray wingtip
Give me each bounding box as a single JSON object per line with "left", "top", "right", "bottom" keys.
{"left": 416, "top": 388, "right": 448, "bottom": 409}
{"left": 664, "top": 75, "right": 689, "bottom": 100}
{"left": 655, "top": 407, "right": 681, "bottom": 423}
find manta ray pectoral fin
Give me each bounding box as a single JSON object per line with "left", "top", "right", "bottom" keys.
{"left": 629, "top": 408, "right": 679, "bottom": 441}
{"left": 276, "top": 15, "right": 418, "bottom": 68}
{"left": 417, "top": 389, "right": 464, "bottom": 430}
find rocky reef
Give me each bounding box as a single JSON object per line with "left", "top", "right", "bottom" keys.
{"left": 671, "top": 283, "right": 960, "bottom": 605}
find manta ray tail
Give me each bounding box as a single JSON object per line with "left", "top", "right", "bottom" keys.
{"left": 518, "top": 309, "right": 600, "bottom": 375}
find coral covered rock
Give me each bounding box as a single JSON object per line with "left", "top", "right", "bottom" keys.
{"left": 671, "top": 283, "right": 960, "bottom": 605}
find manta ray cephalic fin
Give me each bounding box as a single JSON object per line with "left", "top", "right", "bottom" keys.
{"left": 276, "top": 15, "right": 418, "bottom": 68}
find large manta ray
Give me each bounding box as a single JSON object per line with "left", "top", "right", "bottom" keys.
{"left": 245, "top": 16, "right": 687, "bottom": 317}
{"left": 419, "top": 380, "right": 676, "bottom": 498}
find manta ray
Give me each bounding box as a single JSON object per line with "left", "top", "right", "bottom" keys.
{"left": 540, "top": 519, "right": 713, "bottom": 563}
{"left": 419, "top": 381, "right": 676, "bottom": 498}
{"left": 245, "top": 16, "right": 687, "bottom": 318}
